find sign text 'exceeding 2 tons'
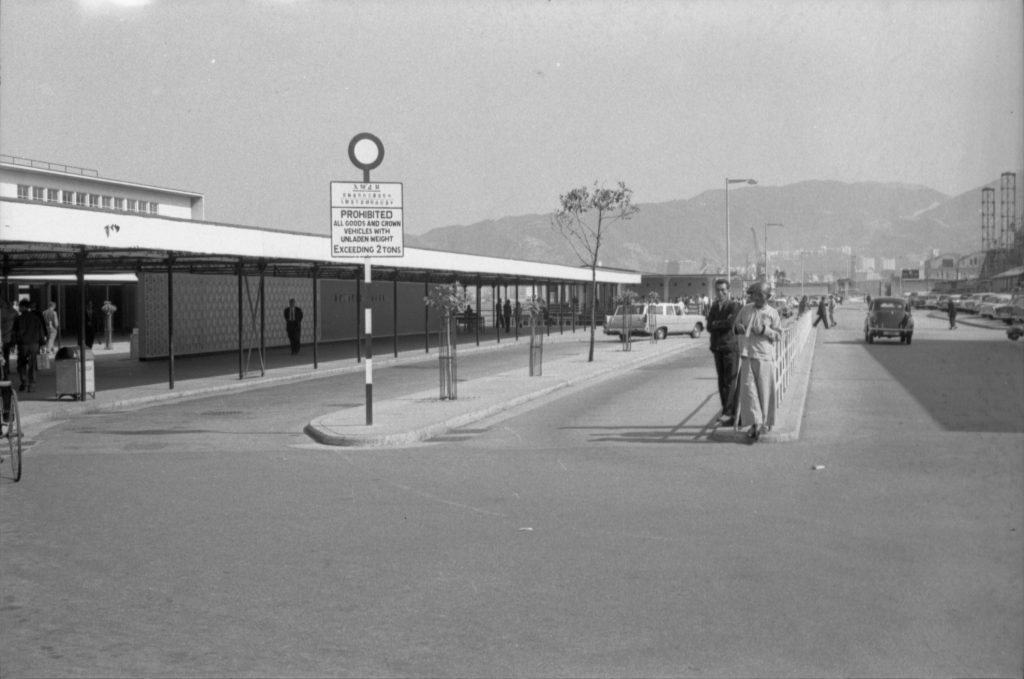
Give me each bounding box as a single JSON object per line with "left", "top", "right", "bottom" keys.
{"left": 330, "top": 182, "right": 404, "bottom": 257}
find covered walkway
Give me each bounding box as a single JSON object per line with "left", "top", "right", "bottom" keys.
{"left": 1, "top": 193, "right": 638, "bottom": 398}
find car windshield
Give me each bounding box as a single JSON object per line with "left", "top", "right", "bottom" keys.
{"left": 874, "top": 301, "right": 904, "bottom": 312}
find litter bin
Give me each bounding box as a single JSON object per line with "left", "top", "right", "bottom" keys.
{"left": 55, "top": 347, "right": 95, "bottom": 400}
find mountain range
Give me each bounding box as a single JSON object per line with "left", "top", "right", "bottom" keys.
{"left": 407, "top": 180, "right": 996, "bottom": 274}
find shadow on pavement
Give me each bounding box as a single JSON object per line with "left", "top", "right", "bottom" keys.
{"left": 858, "top": 338, "right": 1023, "bottom": 433}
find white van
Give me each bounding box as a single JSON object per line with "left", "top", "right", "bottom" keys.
{"left": 603, "top": 302, "right": 704, "bottom": 340}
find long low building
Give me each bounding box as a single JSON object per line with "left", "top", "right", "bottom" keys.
{"left": 1, "top": 156, "right": 639, "bottom": 370}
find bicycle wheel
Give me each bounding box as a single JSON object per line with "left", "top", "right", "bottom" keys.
{"left": 3, "top": 392, "right": 21, "bottom": 483}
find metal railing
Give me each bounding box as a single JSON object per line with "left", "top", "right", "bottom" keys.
{"left": 0, "top": 154, "right": 99, "bottom": 177}
{"left": 773, "top": 310, "right": 814, "bottom": 405}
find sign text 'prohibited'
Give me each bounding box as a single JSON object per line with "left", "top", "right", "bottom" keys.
{"left": 330, "top": 181, "right": 404, "bottom": 257}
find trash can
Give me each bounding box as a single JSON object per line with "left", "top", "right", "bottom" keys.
{"left": 55, "top": 347, "right": 95, "bottom": 400}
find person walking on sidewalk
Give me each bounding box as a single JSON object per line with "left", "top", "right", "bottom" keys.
{"left": 813, "top": 295, "right": 830, "bottom": 328}
{"left": 502, "top": 298, "right": 512, "bottom": 332}
{"left": 706, "top": 278, "right": 742, "bottom": 426}
{"left": 946, "top": 297, "right": 958, "bottom": 330}
{"left": 284, "top": 299, "right": 304, "bottom": 354}
{"left": 733, "top": 281, "right": 782, "bottom": 442}
{"left": 12, "top": 299, "right": 46, "bottom": 392}
{"left": 42, "top": 300, "right": 59, "bottom": 354}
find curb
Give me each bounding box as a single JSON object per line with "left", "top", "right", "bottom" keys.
{"left": 16, "top": 332, "right": 595, "bottom": 431}
{"left": 305, "top": 339, "right": 694, "bottom": 447}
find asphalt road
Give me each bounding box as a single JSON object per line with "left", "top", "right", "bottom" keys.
{"left": 1, "top": 307, "right": 1021, "bottom": 678}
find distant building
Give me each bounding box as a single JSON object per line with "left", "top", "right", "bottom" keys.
{"left": 924, "top": 253, "right": 960, "bottom": 280}
{"left": 956, "top": 251, "right": 986, "bottom": 280}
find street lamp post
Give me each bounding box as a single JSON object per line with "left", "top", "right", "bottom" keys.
{"left": 764, "top": 222, "right": 783, "bottom": 284}
{"left": 725, "top": 177, "right": 757, "bottom": 288}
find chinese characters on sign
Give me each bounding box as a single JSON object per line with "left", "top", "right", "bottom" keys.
{"left": 330, "top": 182, "right": 404, "bottom": 257}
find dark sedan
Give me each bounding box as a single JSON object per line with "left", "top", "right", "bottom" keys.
{"left": 864, "top": 297, "right": 914, "bottom": 344}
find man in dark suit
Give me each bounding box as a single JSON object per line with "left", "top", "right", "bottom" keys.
{"left": 284, "top": 298, "right": 304, "bottom": 355}
{"left": 706, "top": 278, "right": 742, "bottom": 426}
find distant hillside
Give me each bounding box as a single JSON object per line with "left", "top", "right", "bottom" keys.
{"left": 408, "top": 180, "right": 992, "bottom": 273}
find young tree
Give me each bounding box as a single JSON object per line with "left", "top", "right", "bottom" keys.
{"left": 551, "top": 182, "right": 639, "bottom": 361}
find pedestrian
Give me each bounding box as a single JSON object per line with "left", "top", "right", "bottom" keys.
{"left": 813, "top": 295, "right": 830, "bottom": 328}
{"left": 798, "top": 295, "right": 808, "bottom": 316}
{"left": 733, "top": 281, "right": 782, "bottom": 442}
{"left": 866, "top": 294, "right": 872, "bottom": 307}
{"left": 502, "top": 298, "right": 512, "bottom": 332}
{"left": 946, "top": 297, "right": 958, "bottom": 330}
{"left": 83, "top": 300, "right": 96, "bottom": 349}
{"left": 12, "top": 299, "right": 47, "bottom": 392}
{"left": 706, "top": 278, "right": 742, "bottom": 426}
{"left": 42, "top": 300, "right": 59, "bottom": 354}
{"left": 284, "top": 298, "right": 304, "bottom": 354}
{"left": 827, "top": 294, "right": 837, "bottom": 327}
{"left": 0, "top": 298, "right": 17, "bottom": 379}
{"left": 514, "top": 300, "right": 521, "bottom": 328}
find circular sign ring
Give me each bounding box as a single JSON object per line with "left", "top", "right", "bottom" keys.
{"left": 348, "top": 133, "right": 385, "bottom": 172}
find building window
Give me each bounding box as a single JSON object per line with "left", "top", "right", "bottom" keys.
{"left": 138, "top": 201, "right": 148, "bottom": 214}
{"left": 114, "top": 197, "right": 124, "bottom": 211}
{"left": 17, "top": 185, "right": 29, "bottom": 200}
{"left": 148, "top": 202, "right": 158, "bottom": 214}
{"left": 127, "top": 199, "right": 137, "bottom": 212}
{"left": 32, "top": 186, "right": 44, "bottom": 201}
{"left": 49, "top": 188, "right": 61, "bottom": 203}
{"left": 76, "top": 192, "right": 86, "bottom": 207}
{"left": 102, "top": 196, "right": 112, "bottom": 209}
{"left": 61, "top": 190, "right": 73, "bottom": 204}
{"left": 89, "top": 194, "right": 100, "bottom": 208}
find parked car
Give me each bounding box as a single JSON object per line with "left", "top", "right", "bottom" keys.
{"left": 922, "top": 294, "right": 942, "bottom": 309}
{"left": 959, "top": 293, "right": 987, "bottom": 313}
{"left": 994, "top": 295, "right": 1024, "bottom": 324}
{"left": 769, "top": 299, "right": 792, "bottom": 318}
{"left": 977, "top": 293, "right": 1013, "bottom": 319}
{"left": 864, "top": 296, "right": 914, "bottom": 344}
{"left": 1007, "top": 324, "right": 1024, "bottom": 341}
{"left": 603, "top": 302, "right": 704, "bottom": 340}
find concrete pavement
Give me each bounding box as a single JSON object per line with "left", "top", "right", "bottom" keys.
{"left": 14, "top": 317, "right": 821, "bottom": 447}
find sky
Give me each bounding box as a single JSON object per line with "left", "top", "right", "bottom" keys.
{"left": 1, "top": 0, "right": 1022, "bottom": 237}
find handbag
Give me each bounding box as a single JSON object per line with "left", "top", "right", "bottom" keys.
{"left": 36, "top": 351, "right": 52, "bottom": 371}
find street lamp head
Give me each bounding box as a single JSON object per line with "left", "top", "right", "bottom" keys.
{"left": 726, "top": 178, "right": 758, "bottom": 185}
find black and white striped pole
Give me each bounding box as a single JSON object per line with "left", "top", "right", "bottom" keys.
{"left": 348, "top": 133, "right": 385, "bottom": 426}
{"left": 363, "top": 263, "right": 373, "bottom": 425}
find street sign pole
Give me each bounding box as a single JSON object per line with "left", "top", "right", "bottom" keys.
{"left": 332, "top": 132, "right": 397, "bottom": 426}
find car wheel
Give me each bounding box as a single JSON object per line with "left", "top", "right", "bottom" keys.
{"left": 654, "top": 327, "right": 667, "bottom": 340}
{"left": 690, "top": 323, "right": 703, "bottom": 339}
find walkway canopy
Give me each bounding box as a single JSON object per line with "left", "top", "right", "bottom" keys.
{"left": 1, "top": 197, "right": 639, "bottom": 397}
{"left": 0, "top": 198, "right": 638, "bottom": 286}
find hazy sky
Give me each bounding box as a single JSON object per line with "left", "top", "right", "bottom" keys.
{"left": 2, "top": 0, "right": 1021, "bottom": 236}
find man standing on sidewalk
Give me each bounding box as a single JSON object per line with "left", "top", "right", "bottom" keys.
{"left": 12, "top": 299, "right": 46, "bottom": 392}
{"left": 284, "top": 298, "right": 304, "bottom": 355}
{"left": 706, "top": 278, "right": 742, "bottom": 426}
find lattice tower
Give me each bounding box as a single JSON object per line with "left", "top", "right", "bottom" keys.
{"left": 982, "top": 187, "right": 996, "bottom": 250}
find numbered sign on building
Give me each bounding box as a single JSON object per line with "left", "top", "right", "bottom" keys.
{"left": 330, "top": 181, "right": 404, "bottom": 257}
